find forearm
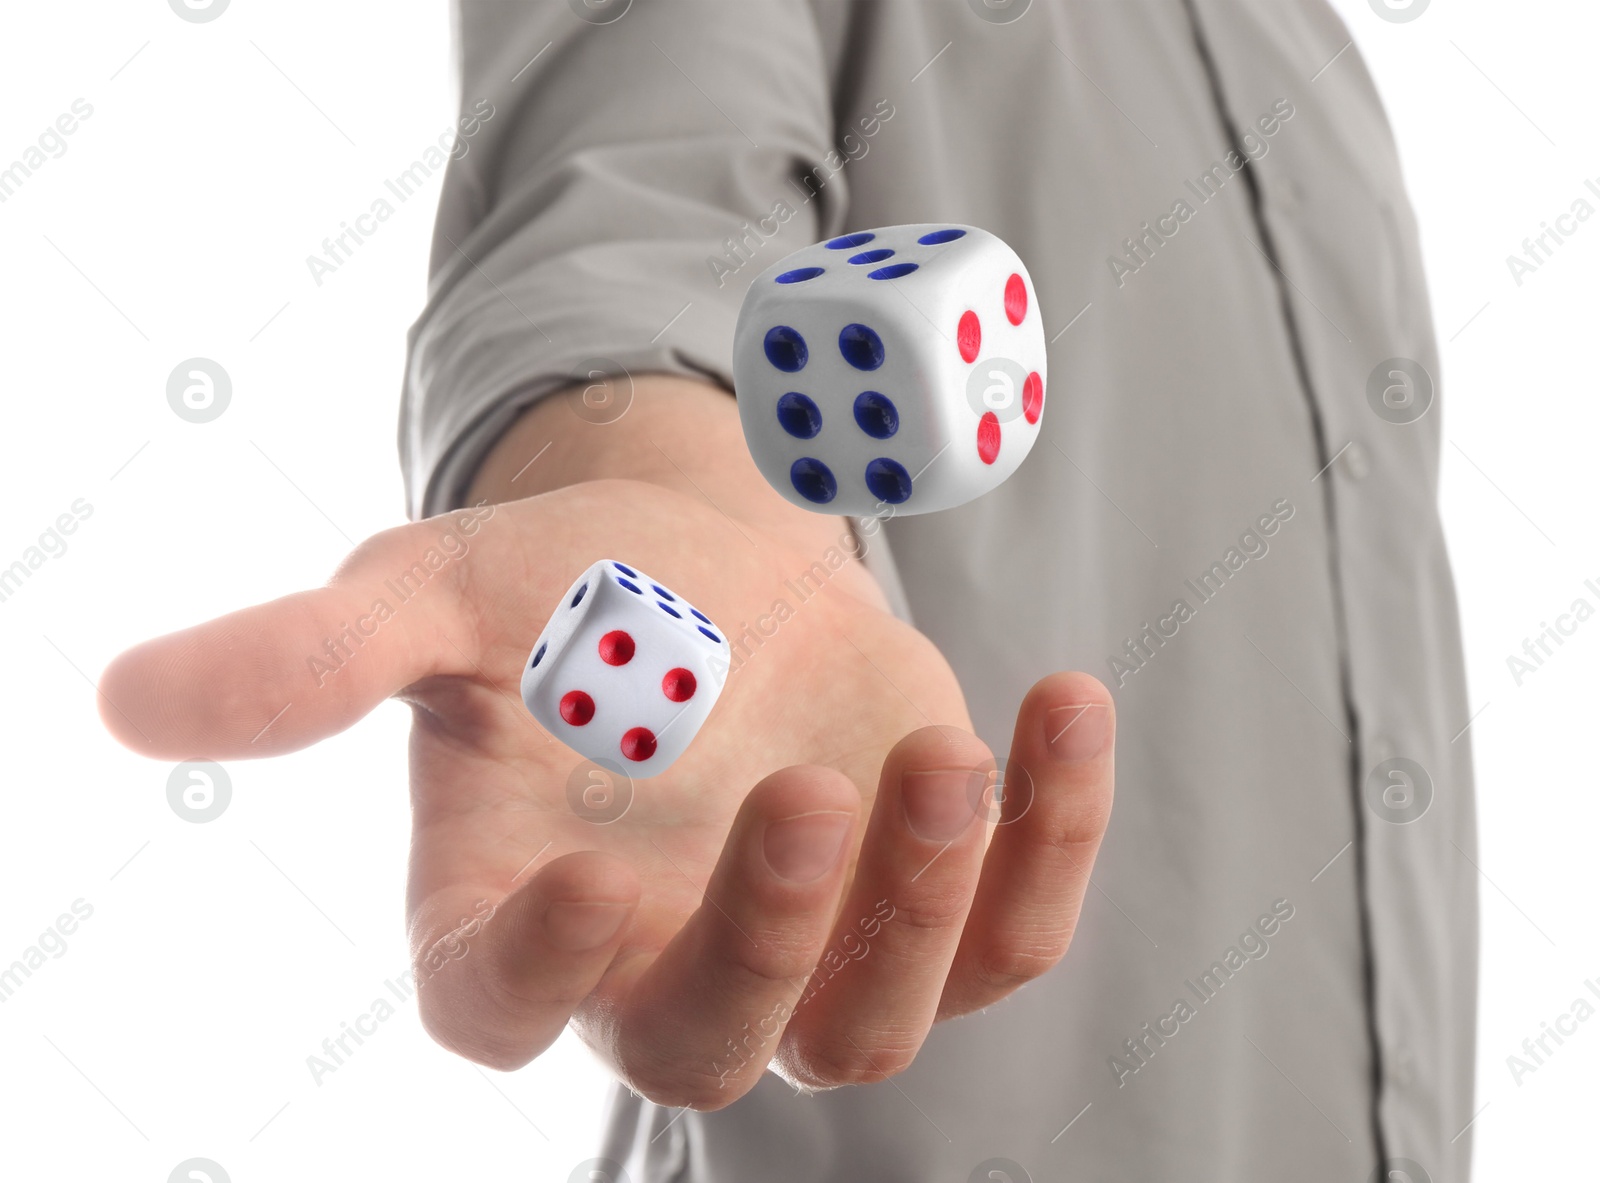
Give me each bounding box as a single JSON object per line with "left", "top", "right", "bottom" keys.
{"left": 466, "top": 374, "right": 888, "bottom": 608}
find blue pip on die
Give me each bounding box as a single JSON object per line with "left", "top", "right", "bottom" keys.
{"left": 732, "top": 224, "right": 1047, "bottom": 517}
{"left": 521, "top": 561, "right": 730, "bottom": 778}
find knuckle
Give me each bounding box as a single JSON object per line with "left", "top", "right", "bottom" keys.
{"left": 970, "top": 940, "right": 1064, "bottom": 995}
{"left": 1033, "top": 801, "right": 1112, "bottom": 861}
{"left": 1064, "top": 788, "right": 1116, "bottom": 843}
{"left": 782, "top": 1033, "right": 920, "bottom": 1089}
{"left": 723, "top": 931, "right": 828, "bottom": 990}
{"left": 333, "top": 522, "right": 418, "bottom": 581}
{"left": 482, "top": 959, "right": 590, "bottom": 1017}
{"left": 616, "top": 1044, "right": 746, "bottom": 1112}
{"left": 882, "top": 892, "right": 972, "bottom": 937}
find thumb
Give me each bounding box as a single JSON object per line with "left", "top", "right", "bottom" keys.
{"left": 97, "top": 515, "right": 489, "bottom": 760}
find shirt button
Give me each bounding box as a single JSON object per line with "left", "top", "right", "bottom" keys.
{"left": 1339, "top": 442, "right": 1371, "bottom": 481}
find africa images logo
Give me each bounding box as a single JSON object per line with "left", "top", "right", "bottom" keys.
{"left": 168, "top": 0, "right": 229, "bottom": 22}
{"left": 1369, "top": 0, "right": 1430, "bottom": 23}
{"left": 967, "top": 0, "right": 1031, "bottom": 24}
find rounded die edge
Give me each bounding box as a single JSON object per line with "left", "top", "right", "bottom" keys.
{"left": 744, "top": 223, "right": 1000, "bottom": 290}
{"left": 520, "top": 558, "right": 632, "bottom": 701}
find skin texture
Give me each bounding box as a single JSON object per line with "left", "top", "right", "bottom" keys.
{"left": 98, "top": 374, "right": 1114, "bottom": 1108}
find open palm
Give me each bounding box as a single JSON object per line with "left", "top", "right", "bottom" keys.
{"left": 100, "top": 478, "right": 1113, "bottom": 1107}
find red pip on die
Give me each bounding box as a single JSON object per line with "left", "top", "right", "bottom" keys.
{"left": 521, "top": 560, "right": 731, "bottom": 777}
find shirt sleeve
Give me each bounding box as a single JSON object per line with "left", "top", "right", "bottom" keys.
{"left": 399, "top": 0, "right": 840, "bottom": 519}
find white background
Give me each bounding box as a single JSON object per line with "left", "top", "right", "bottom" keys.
{"left": 0, "top": 1, "right": 1594, "bottom": 1179}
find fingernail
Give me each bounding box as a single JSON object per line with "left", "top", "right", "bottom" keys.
{"left": 544, "top": 900, "right": 631, "bottom": 951}
{"left": 1046, "top": 704, "right": 1111, "bottom": 763}
{"left": 901, "top": 769, "right": 983, "bottom": 842}
{"left": 763, "top": 811, "right": 853, "bottom": 884}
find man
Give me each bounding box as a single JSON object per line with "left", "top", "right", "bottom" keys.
{"left": 100, "top": 1, "right": 1477, "bottom": 1179}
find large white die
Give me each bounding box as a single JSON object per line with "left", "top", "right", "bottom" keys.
{"left": 520, "top": 560, "right": 730, "bottom": 778}
{"left": 732, "top": 224, "right": 1047, "bottom": 516}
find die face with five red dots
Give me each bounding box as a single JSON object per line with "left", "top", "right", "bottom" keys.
{"left": 732, "top": 224, "right": 1048, "bottom": 516}
{"left": 520, "top": 560, "right": 730, "bottom": 778}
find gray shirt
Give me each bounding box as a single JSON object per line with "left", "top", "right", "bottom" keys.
{"left": 401, "top": 2, "right": 1477, "bottom": 1179}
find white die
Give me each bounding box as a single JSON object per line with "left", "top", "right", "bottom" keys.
{"left": 520, "top": 560, "right": 730, "bottom": 778}
{"left": 732, "top": 223, "right": 1047, "bottom": 516}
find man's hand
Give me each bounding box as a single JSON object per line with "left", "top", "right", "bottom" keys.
{"left": 98, "top": 376, "right": 1113, "bottom": 1109}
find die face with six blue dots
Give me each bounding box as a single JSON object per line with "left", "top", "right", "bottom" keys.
{"left": 732, "top": 224, "right": 1048, "bottom": 516}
